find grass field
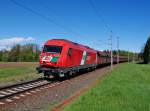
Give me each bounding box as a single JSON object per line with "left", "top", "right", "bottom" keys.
{"left": 62, "top": 63, "right": 150, "bottom": 111}
{"left": 0, "top": 62, "right": 41, "bottom": 86}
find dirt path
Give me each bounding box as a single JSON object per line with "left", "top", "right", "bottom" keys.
{"left": 0, "top": 62, "right": 38, "bottom": 69}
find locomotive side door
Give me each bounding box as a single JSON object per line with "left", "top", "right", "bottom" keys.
{"left": 67, "top": 48, "right": 73, "bottom": 67}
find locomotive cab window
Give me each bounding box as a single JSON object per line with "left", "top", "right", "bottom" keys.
{"left": 68, "top": 48, "right": 72, "bottom": 56}
{"left": 43, "top": 45, "right": 63, "bottom": 54}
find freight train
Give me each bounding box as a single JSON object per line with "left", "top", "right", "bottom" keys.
{"left": 36, "top": 39, "right": 128, "bottom": 78}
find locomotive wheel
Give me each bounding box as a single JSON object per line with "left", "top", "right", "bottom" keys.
{"left": 65, "top": 72, "right": 70, "bottom": 79}
{"left": 44, "top": 71, "right": 50, "bottom": 79}
{"left": 53, "top": 75, "right": 60, "bottom": 80}
{"left": 69, "top": 71, "right": 73, "bottom": 76}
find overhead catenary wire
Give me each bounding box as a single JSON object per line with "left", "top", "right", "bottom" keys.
{"left": 88, "top": 0, "right": 119, "bottom": 42}
{"left": 10, "top": 0, "right": 83, "bottom": 38}
{"left": 88, "top": 0, "right": 111, "bottom": 32}
{"left": 88, "top": 0, "right": 115, "bottom": 70}
{"left": 10, "top": 0, "right": 104, "bottom": 50}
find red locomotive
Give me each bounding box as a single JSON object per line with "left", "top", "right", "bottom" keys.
{"left": 36, "top": 39, "right": 128, "bottom": 78}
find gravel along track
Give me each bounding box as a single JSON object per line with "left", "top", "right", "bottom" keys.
{"left": 0, "top": 65, "right": 116, "bottom": 111}
{"left": 0, "top": 78, "right": 44, "bottom": 90}
{"left": 0, "top": 78, "right": 51, "bottom": 104}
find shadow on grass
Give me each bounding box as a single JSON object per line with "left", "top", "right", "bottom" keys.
{"left": 136, "top": 61, "right": 146, "bottom": 64}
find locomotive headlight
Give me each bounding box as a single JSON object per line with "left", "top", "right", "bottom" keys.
{"left": 42, "top": 56, "right": 46, "bottom": 61}
{"left": 42, "top": 56, "right": 52, "bottom": 62}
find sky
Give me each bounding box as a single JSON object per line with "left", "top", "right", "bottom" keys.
{"left": 0, "top": 0, "right": 150, "bottom": 52}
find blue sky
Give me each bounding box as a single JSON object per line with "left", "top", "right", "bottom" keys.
{"left": 0, "top": 0, "right": 150, "bottom": 52}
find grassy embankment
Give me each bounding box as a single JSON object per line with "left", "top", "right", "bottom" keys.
{"left": 0, "top": 62, "right": 41, "bottom": 85}
{"left": 63, "top": 63, "right": 150, "bottom": 111}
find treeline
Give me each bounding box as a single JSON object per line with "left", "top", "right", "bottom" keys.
{"left": 113, "top": 50, "right": 138, "bottom": 58}
{"left": 104, "top": 50, "right": 138, "bottom": 58}
{"left": 0, "top": 44, "right": 139, "bottom": 62}
{"left": 140, "top": 36, "right": 150, "bottom": 63}
{"left": 0, "top": 44, "right": 40, "bottom": 62}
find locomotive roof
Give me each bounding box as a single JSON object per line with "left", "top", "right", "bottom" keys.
{"left": 98, "top": 51, "right": 112, "bottom": 57}
{"left": 51, "top": 39, "right": 92, "bottom": 48}
{"left": 46, "top": 39, "right": 96, "bottom": 52}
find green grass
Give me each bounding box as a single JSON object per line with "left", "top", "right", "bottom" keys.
{"left": 0, "top": 62, "right": 40, "bottom": 84}
{"left": 62, "top": 63, "right": 150, "bottom": 111}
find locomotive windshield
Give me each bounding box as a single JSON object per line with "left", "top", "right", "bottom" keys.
{"left": 43, "top": 45, "right": 62, "bottom": 53}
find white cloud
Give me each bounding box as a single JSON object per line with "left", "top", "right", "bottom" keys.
{"left": 25, "top": 37, "right": 35, "bottom": 42}
{"left": 0, "top": 37, "right": 35, "bottom": 50}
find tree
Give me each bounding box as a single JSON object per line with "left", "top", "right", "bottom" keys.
{"left": 1, "top": 50, "right": 9, "bottom": 62}
{"left": 0, "top": 44, "right": 40, "bottom": 62}
{"left": 0, "top": 51, "right": 2, "bottom": 61}
{"left": 8, "top": 44, "right": 21, "bottom": 62}
{"left": 143, "top": 36, "right": 150, "bottom": 63}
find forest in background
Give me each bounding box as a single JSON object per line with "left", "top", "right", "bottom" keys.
{"left": 0, "top": 44, "right": 138, "bottom": 62}
{"left": 0, "top": 44, "right": 40, "bottom": 62}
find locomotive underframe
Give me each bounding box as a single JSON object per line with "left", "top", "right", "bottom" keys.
{"left": 36, "top": 64, "right": 97, "bottom": 78}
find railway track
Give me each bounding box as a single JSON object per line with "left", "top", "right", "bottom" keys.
{"left": 0, "top": 66, "right": 112, "bottom": 111}
{"left": 0, "top": 78, "right": 53, "bottom": 104}
{"left": 0, "top": 65, "right": 115, "bottom": 106}
{"left": 0, "top": 65, "right": 111, "bottom": 106}
{"left": 0, "top": 69, "right": 102, "bottom": 104}
{"left": 0, "top": 73, "right": 89, "bottom": 106}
